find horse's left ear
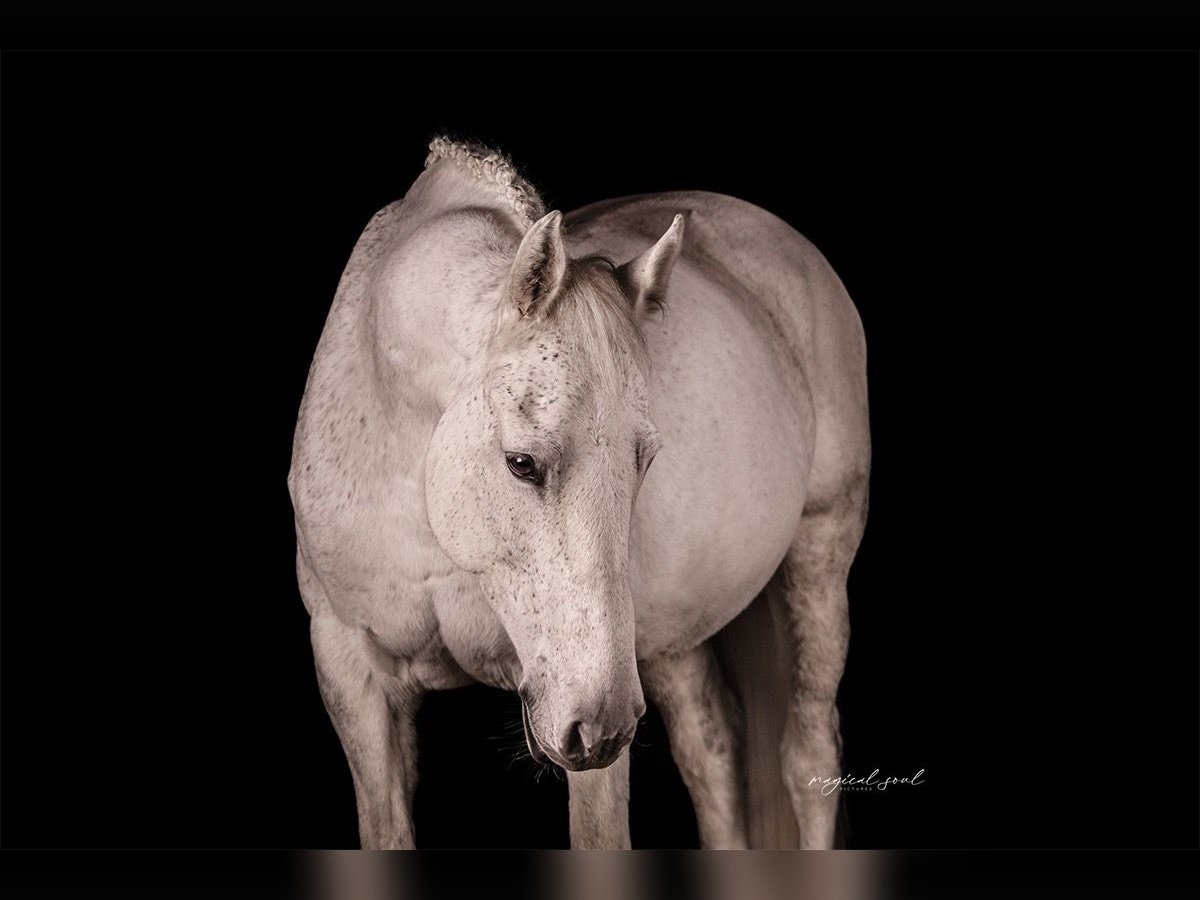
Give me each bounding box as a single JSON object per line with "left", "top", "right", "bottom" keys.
{"left": 618, "top": 213, "right": 686, "bottom": 316}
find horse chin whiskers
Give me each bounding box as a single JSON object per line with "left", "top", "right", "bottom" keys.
{"left": 520, "top": 699, "right": 555, "bottom": 766}
{"left": 532, "top": 760, "right": 564, "bottom": 785}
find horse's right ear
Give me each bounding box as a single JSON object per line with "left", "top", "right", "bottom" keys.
{"left": 507, "top": 210, "right": 567, "bottom": 317}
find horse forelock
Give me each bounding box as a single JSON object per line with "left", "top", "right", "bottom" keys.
{"left": 425, "top": 135, "right": 546, "bottom": 229}
{"left": 487, "top": 259, "right": 649, "bottom": 407}
{"left": 560, "top": 259, "right": 651, "bottom": 382}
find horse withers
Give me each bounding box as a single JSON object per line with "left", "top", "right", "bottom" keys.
{"left": 288, "top": 137, "right": 870, "bottom": 848}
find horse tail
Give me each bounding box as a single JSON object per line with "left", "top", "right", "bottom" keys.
{"left": 713, "top": 571, "right": 801, "bottom": 848}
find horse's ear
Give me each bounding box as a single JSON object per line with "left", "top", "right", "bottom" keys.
{"left": 508, "top": 210, "right": 567, "bottom": 317}
{"left": 618, "top": 213, "right": 686, "bottom": 317}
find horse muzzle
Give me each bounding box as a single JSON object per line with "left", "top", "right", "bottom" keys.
{"left": 520, "top": 698, "right": 643, "bottom": 772}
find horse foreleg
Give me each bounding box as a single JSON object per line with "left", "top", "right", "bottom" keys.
{"left": 567, "top": 751, "right": 631, "bottom": 848}
{"left": 641, "top": 644, "right": 748, "bottom": 848}
{"left": 310, "top": 605, "right": 421, "bottom": 849}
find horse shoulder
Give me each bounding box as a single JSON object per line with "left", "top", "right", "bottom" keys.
{"left": 290, "top": 201, "right": 456, "bottom": 657}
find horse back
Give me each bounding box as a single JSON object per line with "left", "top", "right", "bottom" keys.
{"left": 568, "top": 190, "right": 870, "bottom": 511}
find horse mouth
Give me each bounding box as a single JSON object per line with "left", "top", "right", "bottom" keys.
{"left": 521, "top": 701, "right": 553, "bottom": 766}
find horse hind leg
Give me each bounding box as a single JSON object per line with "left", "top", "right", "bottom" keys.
{"left": 778, "top": 476, "right": 867, "bottom": 849}
{"left": 640, "top": 644, "right": 748, "bottom": 848}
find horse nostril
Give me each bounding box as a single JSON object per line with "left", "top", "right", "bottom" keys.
{"left": 562, "top": 720, "right": 585, "bottom": 760}
{"left": 633, "top": 700, "right": 647, "bottom": 720}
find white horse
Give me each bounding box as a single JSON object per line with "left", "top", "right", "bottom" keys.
{"left": 289, "top": 137, "right": 870, "bottom": 849}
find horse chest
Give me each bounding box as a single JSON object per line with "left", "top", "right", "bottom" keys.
{"left": 294, "top": 456, "right": 519, "bottom": 691}
{"left": 352, "top": 507, "right": 519, "bottom": 689}
{"left": 431, "top": 583, "right": 522, "bottom": 691}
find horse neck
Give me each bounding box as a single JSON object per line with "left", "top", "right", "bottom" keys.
{"left": 406, "top": 159, "right": 537, "bottom": 233}
{"left": 365, "top": 163, "right": 523, "bottom": 421}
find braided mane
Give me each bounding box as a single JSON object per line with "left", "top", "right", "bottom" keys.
{"left": 425, "top": 135, "right": 546, "bottom": 228}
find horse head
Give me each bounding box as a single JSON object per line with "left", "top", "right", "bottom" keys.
{"left": 426, "top": 210, "right": 685, "bottom": 770}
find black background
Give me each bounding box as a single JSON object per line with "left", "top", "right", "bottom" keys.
{"left": 1, "top": 51, "right": 1196, "bottom": 849}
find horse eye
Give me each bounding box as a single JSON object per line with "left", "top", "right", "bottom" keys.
{"left": 505, "top": 452, "right": 540, "bottom": 483}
